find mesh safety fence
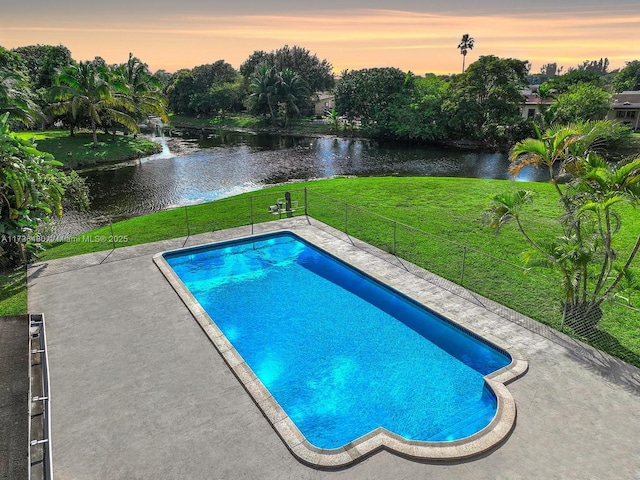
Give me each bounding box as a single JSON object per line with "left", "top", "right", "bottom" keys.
{"left": 37, "top": 187, "right": 640, "bottom": 369}
{"left": 305, "top": 188, "right": 640, "bottom": 369}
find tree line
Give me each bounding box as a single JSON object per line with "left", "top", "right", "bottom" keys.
{"left": 2, "top": 43, "right": 640, "bottom": 147}
{"left": 0, "top": 45, "right": 168, "bottom": 147}
{"left": 166, "top": 45, "right": 334, "bottom": 127}
{"left": 334, "top": 56, "right": 640, "bottom": 146}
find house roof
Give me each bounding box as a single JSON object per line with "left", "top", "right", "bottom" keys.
{"left": 612, "top": 91, "right": 640, "bottom": 109}
{"left": 520, "top": 86, "right": 553, "bottom": 106}
{"left": 316, "top": 92, "right": 335, "bottom": 101}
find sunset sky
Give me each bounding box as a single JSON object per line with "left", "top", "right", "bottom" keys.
{"left": 1, "top": 0, "right": 639, "bottom": 76}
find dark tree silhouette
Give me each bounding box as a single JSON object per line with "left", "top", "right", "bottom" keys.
{"left": 457, "top": 34, "right": 475, "bottom": 73}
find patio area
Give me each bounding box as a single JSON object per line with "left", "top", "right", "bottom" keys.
{"left": 27, "top": 217, "right": 640, "bottom": 479}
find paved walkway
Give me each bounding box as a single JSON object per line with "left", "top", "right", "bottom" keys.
{"left": 28, "top": 218, "right": 640, "bottom": 479}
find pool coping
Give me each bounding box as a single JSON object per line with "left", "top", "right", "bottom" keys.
{"left": 152, "top": 228, "right": 528, "bottom": 468}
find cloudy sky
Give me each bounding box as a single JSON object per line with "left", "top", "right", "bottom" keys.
{"left": 1, "top": 1, "right": 638, "bottom": 75}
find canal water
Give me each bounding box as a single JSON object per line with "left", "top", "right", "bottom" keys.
{"left": 60, "top": 130, "right": 545, "bottom": 232}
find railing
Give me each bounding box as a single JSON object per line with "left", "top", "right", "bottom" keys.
{"left": 29, "top": 313, "right": 53, "bottom": 480}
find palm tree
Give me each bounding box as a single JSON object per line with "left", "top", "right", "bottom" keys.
{"left": 276, "top": 68, "right": 309, "bottom": 127}
{"left": 248, "top": 64, "right": 280, "bottom": 125}
{"left": 573, "top": 153, "right": 640, "bottom": 307}
{"left": 114, "top": 53, "right": 168, "bottom": 124}
{"left": 457, "top": 34, "right": 475, "bottom": 73}
{"left": 488, "top": 120, "right": 640, "bottom": 333}
{"left": 50, "top": 61, "right": 138, "bottom": 147}
{"left": 248, "top": 66, "right": 309, "bottom": 127}
{"left": 509, "top": 123, "right": 581, "bottom": 201}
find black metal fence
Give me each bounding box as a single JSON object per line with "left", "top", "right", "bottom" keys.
{"left": 304, "top": 188, "right": 640, "bottom": 369}
{"left": 41, "top": 187, "right": 640, "bottom": 368}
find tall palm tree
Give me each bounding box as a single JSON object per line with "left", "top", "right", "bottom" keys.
{"left": 457, "top": 34, "right": 475, "bottom": 73}
{"left": 50, "top": 61, "right": 138, "bottom": 147}
{"left": 114, "top": 53, "right": 168, "bottom": 124}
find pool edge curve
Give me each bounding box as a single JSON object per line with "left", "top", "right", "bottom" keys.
{"left": 152, "top": 227, "right": 528, "bottom": 468}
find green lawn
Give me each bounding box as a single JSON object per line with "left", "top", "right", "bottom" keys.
{"left": 3, "top": 176, "right": 639, "bottom": 365}
{"left": 170, "top": 113, "right": 336, "bottom": 136}
{"left": 39, "top": 177, "right": 568, "bottom": 263}
{"left": 14, "top": 130, "right": 161, "bottom": 168}
{"left": 0, "top": 269, "right": 27, "bottom": 316}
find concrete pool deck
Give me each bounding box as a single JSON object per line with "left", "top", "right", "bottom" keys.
{"left": 28, "top": 217, "right": 640, "bottom": 479}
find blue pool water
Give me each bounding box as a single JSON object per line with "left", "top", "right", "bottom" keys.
{"left": 164, "top": 232, "right": 511, "bottom": 449}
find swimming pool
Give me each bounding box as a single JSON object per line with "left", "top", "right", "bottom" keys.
{"left": 155, "top": 229, "right": 526, "bottom": 466}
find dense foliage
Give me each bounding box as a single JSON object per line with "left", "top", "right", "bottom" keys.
{"left": 613, "top": 60, "right": 640, "bottom": 92}
{"left": 1, "top": 42, "right": 638, "bottom": 149}
{"left": 0, "top": 113, "right": 88, "bottom": 267}
{"left": 545, "top": 83, "right": 611, "bottom": 124}
{"left": 334, "top": 67, "right": 409, "bottom": 137}
{"left": 166, "top": 60, "right": 244, "bottom": 116}
{"left": 335, "top": 68, "right": 447, "bottom": 140}
{"left": 544, "top": 69, "right": 604, "bottom": 95}
{"left": 386, "top": 74, "right": 450, "bottom": 142}
{"left": 239, "top": 45, "right": 334, "bottom": 93}
{"left": 443, "top": 56, "right": 531, "bottom": 145}
{"left": 334, "top": 57, "right": 534, "bottom": 146}
{"left": 12, "top": 45, "right": 73, "bottom": 91}
{"left": 0, "top": 47, "right": 43, "bottom": 126}
{"left": 0, "top": 46, "right": 168, "bottom": 142}
{"left": 247, "top": 65, "right": 309, "bottom": 127}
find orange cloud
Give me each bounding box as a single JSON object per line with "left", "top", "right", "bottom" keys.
{"left": 1, "top": 9, "right": 638, "bottom": 74}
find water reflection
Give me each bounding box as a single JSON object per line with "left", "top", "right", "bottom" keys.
{"left": 65, "top": 131, "right": 547, "bottom": 231}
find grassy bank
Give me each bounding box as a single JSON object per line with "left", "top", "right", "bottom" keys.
{"left": 37, "top": 176, "right": 640, "bottom": 284}
{"left": 170, "top": 113, "right": 262, "bottom": 130}
{"left": 40, "top": 177, "right": 567, "bottom": 262}
{"left": 5, "top": 176, "right": 640, "bottom": 365}
{"left": 15, "top": 130, "right": 161, "bottom": 169}
{"left": 170, "top": 113, "right": 338, "bottom": 137}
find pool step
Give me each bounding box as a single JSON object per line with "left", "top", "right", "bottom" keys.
{"left": 424, "top": 402, "right": 495, "bottom": 442}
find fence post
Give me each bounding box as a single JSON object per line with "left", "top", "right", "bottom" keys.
{"left": 393, "top": 221, "right": 397, "bottom": 256}
{"left": 304, "top": 187, "right": 308, "bottom": 216}
{"left": 460, "top": 246, "right": 467, "bottom": 286}
{"left": 109, "top": 218, "right": 116, "bottom": 250}
{"left": 250, "top": 197, "right": 254, "bottom": 235}
{"left": 345, "top": 202, "right": 349, "bottom": 235}
{"left": 185, "top": 206, "right": 190, "bottom": 237}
